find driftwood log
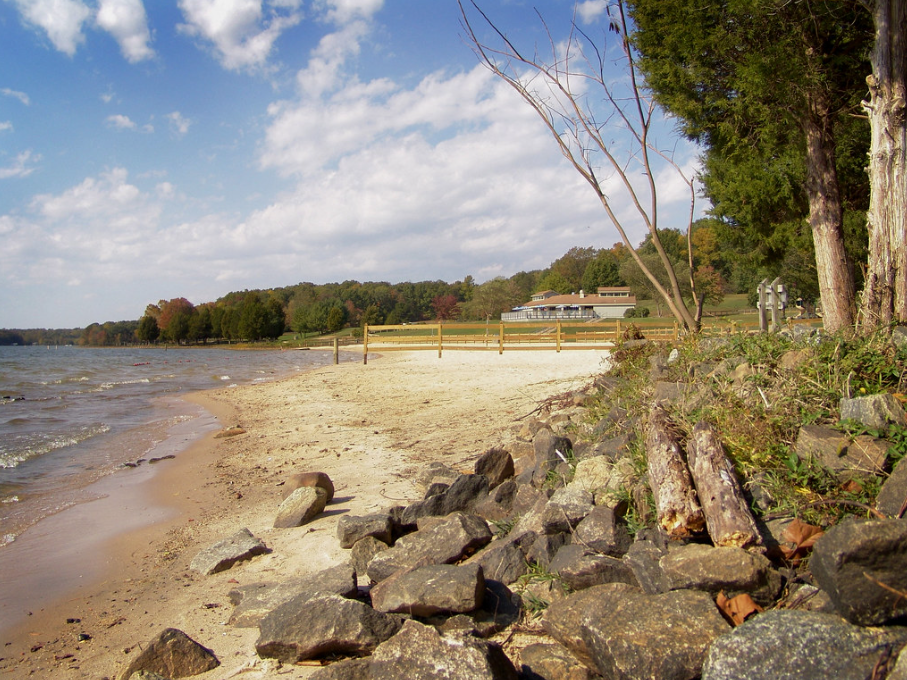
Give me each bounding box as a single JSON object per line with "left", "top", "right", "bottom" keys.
{"left": 645, "top": 404, "right": 705, "bottom": 538}
{"left": 686, "top": 421, "right": 762, "bottom": 549}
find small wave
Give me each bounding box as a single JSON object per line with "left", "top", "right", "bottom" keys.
{"left": 0, "top": 424, "right": 111, "bottom": 468}
{"left": 218, "top": 375, "right": 231, "bottom": 381}
{"left": 1, "top": 534, "right": 15, "bottom": 547}
{"left": 1, "top": 495, "right": 19, "bottom": 503}
{"left": 99, "top": 378, "right": 152, "bottom": 390}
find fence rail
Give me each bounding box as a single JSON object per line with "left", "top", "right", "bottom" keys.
{"left": 361, "top": 317, "right": 822, "bottom": 362}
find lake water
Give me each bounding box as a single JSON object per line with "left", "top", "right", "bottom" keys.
{"left": 0, "top": 345, "right": 344, "bottom": 549}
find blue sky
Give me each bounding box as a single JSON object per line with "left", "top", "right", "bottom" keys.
{"left": 0, "top": 0, "right": 701, "bottom": 328}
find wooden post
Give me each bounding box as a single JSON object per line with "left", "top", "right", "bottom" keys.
{"left": 437, "top": 323, "right": 443, "bottom": 358}
{"left": 616, "top": 319, "right": 621, "bottom": 341}
{"left": 333, "top": 337, "right": 339, "bottom": 365}
{"left": 556, "top": 320, "right": 562, "bottom": 352}
{"left": 499, "top": 322, "right": 504, "bottom": 354}
{"left": 363, "top": 325, "right": 369, "bottom": 365}
{"left": 757, "top": 279, "right": 768, "bottom": 332}
{"left": 673, "top": 321, "right": 679, "bottom": 341}
{"left": 770, "top": 277, "right": 782, "bottom": 332}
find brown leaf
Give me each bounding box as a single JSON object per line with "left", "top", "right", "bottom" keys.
{"left": 717, "top": 591, "right": 763, "bottom": 626}
{"left": 780, "top": 518, "right": 824, "bottom": 562}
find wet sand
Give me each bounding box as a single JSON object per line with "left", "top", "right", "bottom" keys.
{"left": 0, "top": 348, "right": 609, "bottom": 679}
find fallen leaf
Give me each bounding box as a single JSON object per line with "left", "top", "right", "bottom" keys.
{"left": 716, "top": 591, "right": 763, "bottom": 626}
{"left": 780, "top": 517, "right": 824, "bottom": 562}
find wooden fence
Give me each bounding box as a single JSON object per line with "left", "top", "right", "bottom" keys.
{"left": 362, "top": 317, "right": 822, "bottom": 362}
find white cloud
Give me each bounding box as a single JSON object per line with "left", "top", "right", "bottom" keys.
{"left": 177, "top": 0, "right": 303, "bottom": 71}
{"left": 165, "top": 111, "right": 192, "bottom": 136}
{"left": 0, "top": 150, "right": 41, "bottom": 179}
{"left": 318, "top": 0, "right": 383, "bottom": 25}
{"left": 106, "top": 114, "right": 137, "bottom": 130}
{"left": 1, "top": 88, "right": 31, "bottom": 106}
{"left": 0, "top": 122, "right": 12, "bottom": 132}
{"left": 96, "top": 0, "right": 155, "bottom": 62}
{"left": 576, "top": 0, "right": 609, "bottom": 24}
{"left": 10, "top": 0, "right": 92, "bottom": 56}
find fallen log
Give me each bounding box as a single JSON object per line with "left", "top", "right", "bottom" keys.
{"left": 687, "top": 421, "right": 762, "bottom": 549}
{"left": 645, "top": 404, "right": 705, "bottom": 538}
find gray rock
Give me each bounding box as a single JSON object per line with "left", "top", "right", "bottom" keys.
{"left": 227, "top": 563, "right": 357, "bottom": 627}
{"left": 367, "top": 619, "right": 519, "bottom": 679}
{"left": 892, "top": 326, "right": 907, "bottom": 351}
{"left": 465, "top": 531, "right": 535, "bottom": 585}
{"left": 474, "top": 478, "right": 518, "bottom": 522}
{"left": 509, "top": 497, "right": 549, "bottom": 538}
{"left": 511, "top": 484, "right": 548, "bottom": 517}
{"left": 573, "top": 506, "right": 631, "bottom": 557}
{"left": 660, "top": 543, "right": 782, "bottom": 605}
{"left": 255, "top": 593, "right": 402, "bottom": 663}
{"left": 533, "top": 429, "right": 574, "bottom": 486}
{"left": 581, "top": 586, "right": 730, "bottom": 680}
{"left": 370, "top": 563, "right": 485, "bottom": 617}
{"left": 337, "top": 513, "right": 394, "bottom": 549}
{"left": 474, "top": 446, "right": 515, "bottom": 489}
{"left": 840, "top": 393, "right": 907, "bottom": 433}
{"left": 285, "top": 471, "right": 334, "bottom": 502}
{"left": 401, "top": 474, "right": 490, "bottom": 524}
{"left": 189, "top": 527, "right": 270, "bottom": 575}
{"left": 127, "top": 672, "right": 169, "bottom": 680}
{"left": 308, "top": 657, "right": 372, "bottom": 680}
{"left": 525, "top": 532, "right": 569, "bottom": 570}
{"left": 351, "top": 536, "right": 389, "bottom": 582}
{"left": 541, "top": 488, "right": 594, "bottom": 534}
{"left": 810, "top": 517, "right": 907, "bottom": 625}
{"left": 795, "top": 425, "right": 888, "bottom": 478}
{"left": 366, "top": 512, "right": 492, "bottom": 583}
{"left": 542, "top": 583, "right": 639, "bottom": 669}
{"left": 415, "top": 462, "right": 460, "bottom": 494}
{"left": 519, "top": 643, "right": 596, "bottom": 680}
{"left": 550, "top": 543, "right": 638, "bottom": 592}
{"left": 274, "top": 486, "right": 328, "bottom": 528}
{"left": 876, "top": 456, "right": 907, "bottom": 517}
{"left": 702, "top": 610, "right": 904, "bottom": 680}
{"left": 623, "top": 538, "right": 670, "bottom": 594}
{"left": 120, "top": 628, "right": 219, "bottom": 680}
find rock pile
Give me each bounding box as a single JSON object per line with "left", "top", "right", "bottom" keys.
{"left": 122, "top": 331, "right": 907, "bottom": 680}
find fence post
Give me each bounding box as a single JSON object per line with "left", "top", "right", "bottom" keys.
{"left": 499, "top": 322, "right": 504, "bottom": 354}
{"left": 616, "top": 319, "right": 621, "bottom": 341}
{"left": 363, "top": 325, "right": 369, "bottom": 364}
{"left": 674, "top": 321, "right": 679, "bottom": 341}
{"left": 437, "top": 323, "right": 443, "bottom": 358}
{"left": 757, "top": 279, "right": 769, "bottom": 332}
{"left": 333, "top": 337, "right": 339, "bottom": 365}
{"left": 556, "top": 320, "right": 562, "bottom": 352}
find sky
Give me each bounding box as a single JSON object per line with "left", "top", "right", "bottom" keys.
{"left": 0, "top": 0, "right": 702, "bottom": 329}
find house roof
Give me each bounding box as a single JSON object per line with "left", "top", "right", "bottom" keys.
{"left": 522, "top": 292, "right": 637, "bottom": 308}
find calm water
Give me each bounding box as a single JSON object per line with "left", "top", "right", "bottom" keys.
{"left": 0, "top": 345, "right": 343, "bottom": 548}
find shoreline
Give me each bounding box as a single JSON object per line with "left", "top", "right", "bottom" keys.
{"left": 0, "top": 349, "right": 609, "bottom": 679}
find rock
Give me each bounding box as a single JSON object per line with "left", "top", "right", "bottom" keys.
{"left": 367, "top": 619, "right": 519, "bottom": 679}
{"left": 255, "top": 593, "right": 402, "bottom": 663}
{"left": 876, "top": 456, "right": 907, "bottom": 516}
{"left": 308, "top": 657, "right": 372, "bottom": 679}
{"left": 274, "top": 486, "right": 328, "bottom": 528}
{"left": 474, "top": 478, "right": 517, "bottom": 521}
{"left": 541, "top": 488, "right": 594, "bottom": 534}
{"left": 525, "top": 532, "right": 569, "bottom": 570}
{"left": 795, "top": 425, "right": 887, "bottom": 478}
{"left": 228, "top": 563, "right": 357, "bottom": 627}
{"left": 120, "top": 628, "right": 219, "bottom": 680}
{"left": 519, "top": 643, "right": 596, "bottom": 680}
{"left": 622, "top": 537, "right": 670, "bottom": 594}
{"left": 533, "top": 429, "right": 574, "bottom": 485}
{"left": 581, "top": 586, "right": 730, "bottom": 680}
{"left": 701, "top": 610, "right": 904, "bottom": 680}
{"left": 366, "top": 512, "right": 492, "bottom": 583}
{"left": 573, "top": 506, "right": 631, "bottom": 557}
{"left": 810, "top": 517, "right": 907, "bottom": 625}
{"left": 401, "top": 474, "right": 490, "bottom": 524}
{"left": 128, "top": 672, "right": 169, "bottom": 680}
{"left": 351, "top": 536, "right": 389, "bottom": 582}
{"left": 285, "top": 471, "right": 334, "bottom": 502}
{"left": 892, "top": 326, "right": 907, "bottom": 351}
{"left": 467, "top": 579, "right": 522, "bottom": 637}
{"left": 660, "top": 543, "right": 782, "bottom": 605}
{"left": 567, "top": 457, "right": 613, "bottom": 494}
{"left": 370, "top": 563, "right": 485, "bottom": 617}
{"left": 465, "top": 531, "right": 535, "bottom": 585}
{"left": 549, "top": 544, "right": 638, "bottom": 592}
{"left": 474, "top": 446, "right": 515, "bottom": 489}
{"left": 542, "top": 583, "right": 638, "bottom": 668}
{"left": 839, "top": 393, "right": 907, "bottom": 434}
{"left": 337, "top": 513, "right": 394, "bottom": 548}
{"left": 189, "top": 528, "right": 270, "bottom": 575}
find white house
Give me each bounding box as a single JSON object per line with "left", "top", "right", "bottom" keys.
{"left": 502, "top": 286, "right": 637, "bottom": 321}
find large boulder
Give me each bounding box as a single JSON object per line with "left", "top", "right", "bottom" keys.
{"left": 474, "top": 446, "right": 515, "bottom": 489}
{"left": 337, "top": 513, "right": 394, "bottom": 549}
{"left": 400, "top": 475, "right": 490, "bottom": 525}
{"left": 795, "top": 425, "right": 888, "bottom": 479}
{"left": 541, "top": 488, "right": 594, "bottom": 534}
{"left": 274, "top": 486, "right": 328, "bottom": 528}
{"left": 573, "top": 506, "right": 632, "bottom": 557}
{"left": 519, "top": 643, "right": 596, "bottom": 680}
{"left": 285, "top": 471, "right": 334, "bottom": 502}
{"left": 189, "top": 528, "right": 270, "bottom": 575}
{"left": 702, "top": 610, "right": 905, "bottom": 680}
{"left": 876, "top": 456, "right": 907, "bottom": 517}
{"left": 227, "top": 563, "right": 357, "bottom": 627}
{"left": 255, "top": 593, "right": 402, "bottom": 663}
{"left": 465, "top": 530, "right": 536, "bottom": 585}
{"left": 810, "top": 517, "right": 907, "bottom": 625}
{"left": 369, "top": 563, "right": 485, "bottom": 617}
{"left": 366, "top": 512, "right": 492, "bottom": 583}
{"left": 549, "top": 544, "right": 638, "bottom": 592}
{"left": 839, "top": 393, "right": 907, "bottom": 434}
{"left": 120, "top": 628, "right": 219, "bottom": 680}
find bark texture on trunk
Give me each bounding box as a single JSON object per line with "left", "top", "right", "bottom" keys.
{"left": 686, "top": 421, "right": 761, "bottom": 550}
{"left": 803, "top": 103, "right": 856, "bottom": 333}
{"left": 861, "top": 0, "right": 907, "bottom": 330}
{"left": 645, "top": 404, "right": 704, "bottom": 538}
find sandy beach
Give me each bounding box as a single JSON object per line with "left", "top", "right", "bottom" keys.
{"left": 0, "top": 348, "right": 610, "bottom": 679}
